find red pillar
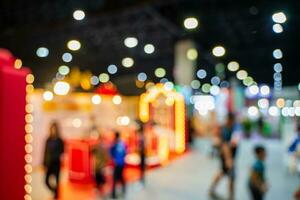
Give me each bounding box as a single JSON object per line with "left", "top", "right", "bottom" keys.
{"left": 0, "top": 49, "right": 30, "bottom": 199}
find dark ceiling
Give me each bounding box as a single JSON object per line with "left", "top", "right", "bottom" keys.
{"left": 0, "top": 0, "right": 299, "bottom": 95}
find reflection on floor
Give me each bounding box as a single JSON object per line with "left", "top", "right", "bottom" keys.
{"left": 32, "top": 139, "right": 299, "bottom": 200}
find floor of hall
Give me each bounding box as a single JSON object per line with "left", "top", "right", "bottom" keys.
{"left": 32, "top": 139, "right": 299, "bottom": 200}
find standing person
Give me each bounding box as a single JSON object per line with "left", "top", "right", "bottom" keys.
{"left": 92, "top": 135, "right": 108, "bottom": 196}
{"left": 43, "top": 122, "right": 64, "bottom": 199}
{"left": 249, "top": 145, "right": 267, "bottom": 200}
{"left": 110, "top": 132, "right": 127, "bottom": 199}
{"left": 138, "top": 123, "right": 146, "bottom": 186}
{"left": 209, "top": 113, "right": 236, "bottom": 200}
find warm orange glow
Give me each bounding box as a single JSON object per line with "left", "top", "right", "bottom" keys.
{"left": 24, "top": 184, "right": 32, "bottom": 194}
{"left": 25, "top": 144, "right": 33, "bottom": 153}
{"left": 26, "top": 74, "right": 34, "bottom": 84}
{"left": 25, "top": 134, "right": 33, "bottom": 143}
{"left": 25, "top": 124, "right": 33, "bottom": 133}
{"left": 14, "top": 59, "right": 22, "bottom": 69}
{"left": 25, "top": 104, "right": 34, "bottom": 113}
{"left": 24, "top": 164, "right": 32, "bottom": 173}
{"left": 139, "top": 83, "right": 186, "bottom": 154}
{"left": 276, "top": 98, "right": 285, "bottom": 108}
{"left": 25, "top": 154, "right": 32, "bottom": 163}
{"left": 25, "top": 114, "right": 33, "bottom": 123}
{"left": 24, "top": 175, "right": 32, "bottom": 183}
{"left": 26, "top": 85, "right": 34, "bottom": 93}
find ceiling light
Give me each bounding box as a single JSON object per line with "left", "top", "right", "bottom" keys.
{"left": 67, "top": 40, "right": 81, "bottom": 51}
{"left": 212, "top": 46, "right": 226, "bottom": 57}
{"left": 144, "top": 44, "right": 155, "bottom": 54}
{"left": 183, "top": 17, "right": 199, "bottom": 30}
{"left": 124, "top": 37, "right": 138, "bottom": 48}
{"left": 73, "top": 10, "right": 85, "bottom": 21}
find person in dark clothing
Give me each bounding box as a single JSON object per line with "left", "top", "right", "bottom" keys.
{"left": 249, "top": 145, "right": 267, "bottom": 200}
{"left": 137, "top": 120, "right": 146, "bottom": 185}
{"left": 43, "top": 122, "right": 64, "bottom": 199}
{"left": 210, "top": 113, "right": 236, "bottom": 200}
{"left": 110, "top": 132, "right": 127, "bottom": 199}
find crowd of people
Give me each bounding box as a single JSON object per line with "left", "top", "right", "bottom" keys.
{"left": 42, "top": 113, "right": 300, "bottom": 200}
{"left": 43, "top": 119, "right": 145, "bottom": 200}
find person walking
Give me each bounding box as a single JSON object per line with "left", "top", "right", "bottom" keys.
{"left": 92, "top": 135, "right": 108, "bottom": 196}
{"left": 138, "top": 126, "right": 146, "bottom": 186}
{"left": 209, "top": 113, "right": 236, "bottom": 200}
{"left": 43, "top": 121, "right": 64, "bottom": 199}
{"left": 249, "top": 145, "right": 268, "bottom": 200}
{"left": 110, "top": 132, "right": 127, "bottom": 199}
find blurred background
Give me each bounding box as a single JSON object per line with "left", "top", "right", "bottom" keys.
{"left": 0, "top": 0, "right": 299, "bottom": 200}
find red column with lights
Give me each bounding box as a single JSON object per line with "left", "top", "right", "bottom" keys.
{"left": 0, "top": 49, "right": 30, "bottom": 199}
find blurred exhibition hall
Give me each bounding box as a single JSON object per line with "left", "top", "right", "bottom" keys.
{"left": 0, "top": 0, "right": 300, "bottom": 200}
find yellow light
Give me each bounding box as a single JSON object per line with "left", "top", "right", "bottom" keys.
{"left": 25, "top": 154, "right": 32, "bottom": 163}
{"left": 80, "top": 78, "right": 91, "bottom": 90}
{"left": 25, "top": 124, "right": 33, "bottom": 133}
{"left": 24, "top": 184, "right": 32, "bottom": 194}
{"left": 25, "top": 114, "right": 33, "bottom": 123}
{"left": 135, "top": 80, "right": 144, "bottom": 88}
{"left": 145, "top": 82, "right": 155, "bottom": 89}
{"left": 67, "top": 40, "right": 81, "bottom": 51}
{"left": 25, "top": 134, "right": 33, "bottom": 143}
{"left": 25, "top": 104, "right": 34, "bottom": 113}
{"left": 14, "top": 59, "right": 22, "bottom": 69}
{"left": 26, "top": 74, "right": 35, "bottom": 84}
{"left": 276, "top": 98, "right": 285, "bottom": 108}
{"left": 25, "top": 144, "right": 33, "bottom": 153}
{"left": 158, "top": 135, "right": 169, "bottom": 164}
{"left": 24, "top": 164, "right": 32, "bottom": 173}
{"left": 112, "top": 95, "right": 122, "bottom": 105}
{"left": 99, "top": 73, "right": 110, "bottom": 83}
{"left": 165, "top": 97, "right": 175, "bottom": 106}
{"left": 122, "top": 57, "right": 134, "bottom": 68}
{"left": 26, "top": 85, "right": 34, "bottom": 93}
{"left": 24, "top": 175, "right": 32, "bottom": 183}
{"left": 186, "top": 48, "right": 198, "bottom": 60}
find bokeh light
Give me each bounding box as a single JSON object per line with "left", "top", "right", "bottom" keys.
{"left": 124, "top": 37, "right": 138, "bottom": 48}
{"left": 144, "top": 44, "right": 155, "bottom": 54}
{"left": 184, "top": 17, "right": 199, "bottom": 29}
{"left": 273, "top": 24, "right": 283, "bottom": 33}
{"left": 186, "top": 48, "right": 198, "bottom": 60}
{"left": 227, "top": 61, "right": 239, "bottom": 72}
{"left": 122, "top": 57, "right": 134, "bottom": 68}
{"left": 273, "top": 49, "right": 283, "bottom": 59}
{"left": 137, "top": 72, "right": 147, "bottom": 82}
{"left": 73, "top": 10, "right": 85, "bottom": 20}
{"left": 67, "top": 40, "right": 81, "bottom": 51}
{"left": 113, "top": 95, "right": 122, "bottom": 105}
{"left": 36, "top": 47, "right": 49, "bottom": 57}
{"left": 191, "top": 80, "right": 201, "bottom": 89}
{"left": 43, "top": 91, "right": 54, "bottom": 101}
{"left": 91, "top": 94, "right": 102, "bottom": 105}
{"left": 197, "top": 69, "right": 207, "bottom": 79}
{"left": 272, "top": 12, "right": 287, "bottom": 24}
{"left": 62, "top": 53, "right": 72, "bottom": 63}
{"left": 90, "top": 76, "right": 99, "bottom": 85}
{"left": 99, "top": 73, "right": 110, "bottom": 83}
{"left": 212, "top": 46, "right": 226, "bottom": 57}
{"left": 107, "top": 64, "right": 118, "bottom": 74}
{"left": 54, "top": 81, "right": 70, "bottom": 95}
{"left": 236, "top": 70, "right": 248, "bottom": 80}
{"left": 155, "top": 67, "right": 166, "bottom": 78}
{"left": 58, "top": 65, "right": 70, "bottom": 75}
